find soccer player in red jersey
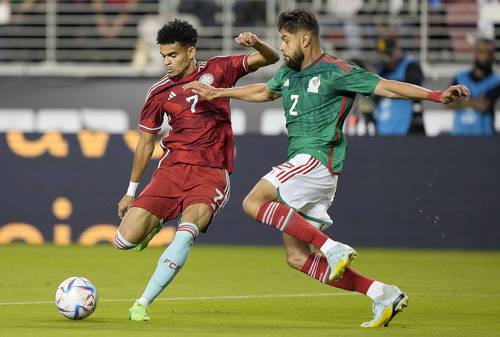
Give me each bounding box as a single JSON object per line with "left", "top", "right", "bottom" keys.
{"left": 114, "top": 19, "right": 279, "bottom": 321}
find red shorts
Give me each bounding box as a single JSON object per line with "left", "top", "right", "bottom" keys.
{"left": 132, "top": 163, "right": 230, "bottom": 228}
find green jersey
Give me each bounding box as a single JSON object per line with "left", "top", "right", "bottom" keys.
{"left": 267, "top": 53, "right": 381, "bottom": 174}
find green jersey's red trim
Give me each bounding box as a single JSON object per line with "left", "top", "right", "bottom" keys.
{"left": 314, "top": 54, "right": 353, "bottom": 73}
{"left": 322, "top": 54, "right": 353, "bottom": 73}
{"left": 328, "top": 96, "right": 347, "bottom": 175}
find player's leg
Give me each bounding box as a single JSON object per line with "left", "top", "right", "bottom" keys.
{"left": 283, "top": 232, "right": 407, "bottom": 327}
{"left": 283, "top": 232, "right": 373, "bottom": 292}
{"left": 130, "top": 166, "right": 229, "bottom": 321}
{"left": 114, "top": 207, "right": 161, "bottom": 250}
{"left": 133, "top": 220, "right": 163, "bottom": 252}
{"left": 243, "top": 155, "right": 355, "bottom": 281}
{"left": 284, "top": 232, "right": 373, "bottom": 293}
{"left": 137, "top": 203, "right": 212, "bottom": 305}
{"left": 243, "top": 179, "right": 340, "bottom": 254}
{"left": 292, "top": 179, "right": 408, "bottom": 328}
{"left": 129, "top": 203, "right": 211, "bottom": 321}
{"left": 116, "top": 161, "right": 183, "bottom": 251}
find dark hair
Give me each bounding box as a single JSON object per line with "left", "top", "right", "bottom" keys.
{"left": 278, "top": 9, "right": 319, "bottom": 36}
{"left": 156, "top": 19, "right": 198, "bottom": 47}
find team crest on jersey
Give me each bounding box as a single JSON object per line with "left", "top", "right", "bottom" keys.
{"left": 307, "top": 76, "right": 320, "bottom": 93}
{"left": 200, "top": 73, "right": 214, "bottom": 85}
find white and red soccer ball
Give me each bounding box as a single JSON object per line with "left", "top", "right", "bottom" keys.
{"left": 55, "top": 276, "right": 98, "bottom": 320}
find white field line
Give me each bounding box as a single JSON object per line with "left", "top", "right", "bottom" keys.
{"left": 1, "top": 291, "right": 498, "bottom": 306}
{"left": 0, "top": 292, "right": 354, "bottom": 306}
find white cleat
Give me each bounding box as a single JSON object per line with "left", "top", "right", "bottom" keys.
{"left": 361, "top": 285, "right": 409, "bottom": 328}
{"left": 324, "top": 242, "right": 357, "bottom": 281}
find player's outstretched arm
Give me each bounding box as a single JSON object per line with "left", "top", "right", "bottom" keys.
{"left": 234, "top": 32, "right": 280, "bottom": 70}
{"left": 183, "top": 81, "right": 280, "bottom": 102}
{"left": 374, "top": 79, "right": 470, "bottom": 104}
{"left": 117, "top": 130, "right": 156, "bottom": 219}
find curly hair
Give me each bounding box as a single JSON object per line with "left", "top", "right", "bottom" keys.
{"left": 278, "top": 9, "right": 319, "bottom": 36}
{"left": 156, "top": 19, "right": 198, "bottom": 47}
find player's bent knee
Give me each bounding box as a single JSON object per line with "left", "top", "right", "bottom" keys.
{"left": 242, "top": 195, "right": 261, "bottom": 219}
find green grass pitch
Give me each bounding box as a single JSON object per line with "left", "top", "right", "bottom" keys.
{"left": 1, "top": 244, "right": 499, "bottom": 337}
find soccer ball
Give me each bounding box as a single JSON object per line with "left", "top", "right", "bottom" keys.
{"left": 55, "top": 276, "right": 98, "bottom": 320}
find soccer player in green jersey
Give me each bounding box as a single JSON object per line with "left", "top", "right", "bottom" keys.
{"left": 184, "top": 10, "right": 469, "bottom": 328}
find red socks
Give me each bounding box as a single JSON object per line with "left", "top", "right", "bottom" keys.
{"left": 257, "top": 202, "right": 373, "bottom": 294}
{"left": 301, "top": 253, "right": 374, "bottom": 293}
{"left": 257, "top": 201, "right": 329, "bottom": 248}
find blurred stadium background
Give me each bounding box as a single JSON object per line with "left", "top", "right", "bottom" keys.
{"left": 1, "top": 2, "right": 500, "bottom": 336}
{"left": 0, "top": 0, "right": 499, "bottom": 249}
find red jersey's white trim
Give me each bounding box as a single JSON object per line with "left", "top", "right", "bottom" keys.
{"left": 242, "top": 54, "right": 249, "bottom": 72}
{"left": 208, "top": 54, "right": 249, "bottom": 72}
{"left": 157, "top": 142, "right": 170, "bottom": 168}
{"left": 139, "top": 123, "right": 162, "bottom": 131}
{"left": 145, "top": 76, "right": 172, "bottom": 102}
{"left": 214, "top": 170, "right": 231, "bottom": 216}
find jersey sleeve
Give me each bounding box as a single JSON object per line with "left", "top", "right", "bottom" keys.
{"left": 267, "top": 66, "right": 286, "bottom": 95}
{"left": 138, "top": 94, "right": 164, "bottom": 134}
{"left": 331, "top": 67, "right": 382, "bottom": 96}
{"left": 217, "top": 54, "right": 253, "bottom": 85}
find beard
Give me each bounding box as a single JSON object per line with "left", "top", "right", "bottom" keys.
{"left": 284, "top": 50, "right": 305, "bottom": 71}
{"left": 474, "top": 59, "right": 493, "bottom": 76}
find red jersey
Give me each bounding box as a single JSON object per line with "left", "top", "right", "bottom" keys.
{"left": 138, "top": 55, "right": 252, "bottom": 173}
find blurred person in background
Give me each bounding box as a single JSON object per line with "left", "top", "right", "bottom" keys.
{"left": 86, "top": 0, "right": 140, "bottom": 62}
{"left": 56, "top": 0, "right": 140, "bottom": 63}
{"left": 320, "top": 0, "right": 363, "bottom": 59}
{"left": 178, "top": 0, "right": 221, "bottom": 27}
{"left": 133, "top": 1, "right": 202, "bottom": 69}
{"left": 92, "top": 0, "right": 139, "bottom": 39}
{"left": 447, "top": 37, "right": 500, "bottom": 135}
{"left": 374, "top": 35, "right": 425, "bottom": 135}
{"left": 233, "top": 0, "right": 266, "bottom": 27}
{"left": 133, "top": 0, "right": 221, "bottom": 69}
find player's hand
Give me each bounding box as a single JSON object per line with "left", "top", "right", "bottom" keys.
{"left": 117, "top": 195, "right": 134, "bottom": 219}
{"left": 441, "top": 85, "right": 470, "bottom": 104}
{"left": 183, "top": 81, "right": 218, "bottom": 101}
{"left": 234, "top": 32, "right": 260, "bottom": 48}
